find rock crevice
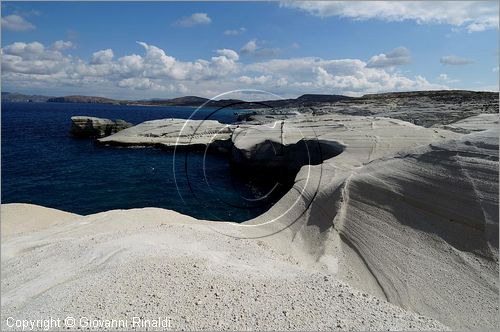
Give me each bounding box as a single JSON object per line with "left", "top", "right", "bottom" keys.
{"left": 83, "top": 113, "right": 499, "bottom": 328}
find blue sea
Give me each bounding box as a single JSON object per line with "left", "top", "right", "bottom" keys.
{"left": 1, "top": 102, "right": 288, "bottom": 221}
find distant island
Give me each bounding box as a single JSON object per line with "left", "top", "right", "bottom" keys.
{"left": 1, "top": 91, "right": 352, "bottom": 108}
{"left": 3, "top": 90, "right": 497, "bottom": 110}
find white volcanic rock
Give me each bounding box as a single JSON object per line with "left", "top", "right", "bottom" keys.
{"left": 332, "top": 129, "right": 499, "bottom": 328}
{"left": 1, "top": 203, "right": 80, "bottom": 237}
{"left": 71, "top": 116, "right": 132, "bottom": 138}
{"left": 435, "top": 113, "right": 499, "bottom": 133}
{"left": 98, "top": 118, "right": 234, "bottom": 151}
{"left": 2, "top": 113, "right": 498, "bottom": 330}
{"left": 226, "top": 115, "right": 498, "bottom": 328}
{"left": 301, "top": 90, "right": 498, "bottom": 128}
{"left": 1, "top": 204, "right": 448, "bottom": 331}
{"left": 229, "top": 120, "right": 336, "bottom": 173}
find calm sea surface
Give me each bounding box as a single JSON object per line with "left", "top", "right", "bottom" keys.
{"left": 1, "top": 102, "right": 287, "bottom": 221}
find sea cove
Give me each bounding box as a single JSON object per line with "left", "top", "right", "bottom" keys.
{"left": 1, "top": 102, "right": 279, "bottom": 221}
{"left": 2, "top": 1, "right": 499, "bottom": 330}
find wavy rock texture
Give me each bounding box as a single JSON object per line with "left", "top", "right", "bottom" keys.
{"left": 1, "top": 204, "right": 448, "bottom": 331}
{"left": 2, "top": 113, "right": 498, "bottom": 330}
{"left": 231, "top": 114, "right": 499, "bottom": 329}
{"left": 435, "top": 113, "right": 499, "bottom": 133}
{"left": 332, "top": 129, "right": 498, "bottom": 328}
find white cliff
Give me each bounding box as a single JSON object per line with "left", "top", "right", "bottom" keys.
{"left": 2, "top": 112, "right": 498, "bottom": 330}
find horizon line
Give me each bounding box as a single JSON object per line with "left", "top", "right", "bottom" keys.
{"left": 2, "top": 88, "right": 499, "bottom": 103}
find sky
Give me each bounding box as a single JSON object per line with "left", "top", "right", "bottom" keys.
{"left": 1, "top": 1, "right": 499, "bottom": 100}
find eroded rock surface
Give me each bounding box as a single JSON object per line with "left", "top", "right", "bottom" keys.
{"left": 4, "top": 111, "right": 499, "bottom": 330}
{"left": 234, "top": 113, "right": 499, "bottom": 329}
{"left": 1, "top": 204, "right": 448, "bottom": 331}
{"left": 434, "top": 113, "right": 499, "bottom": 133}
{"left": 71, "top": 116, "right": 132, "bottom": 138}
{"left": 98, "top": 118, "right": 234, "bottom": 152}
{"left": 259, "top": 90, "right": 498, "bottom": 128}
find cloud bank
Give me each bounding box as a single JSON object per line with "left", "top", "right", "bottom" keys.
{"left": 2, "top": 40, "right": 447, "bottom": 98}
{"left": 282, "top": 1, "right": 499, "bottom": 33}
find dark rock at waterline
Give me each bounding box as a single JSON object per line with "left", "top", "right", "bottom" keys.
{"left": 71, "top": 116, "right": 132, "bottom": 138}
{"left": 235, "top": 111, "right": 258, "bottom": 122}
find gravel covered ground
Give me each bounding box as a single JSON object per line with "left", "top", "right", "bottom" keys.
{"left": 1, "top": 205, "right": 448, "bottom": 331}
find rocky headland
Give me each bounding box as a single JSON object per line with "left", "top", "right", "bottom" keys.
{"left": 70, "top": 116, "right": 132, "bottom": 138}
{"left": 4, "top": 90, "right": 496, "bottom": 114}
{"left": 2, "top": 90, "right": 498, "bottom": 330}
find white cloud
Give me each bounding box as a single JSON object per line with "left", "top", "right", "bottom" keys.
{"left": 440, "top": 55, "right": 473, "bottom": 65}
{"left": 238, "top": 75, "right": 272, "bottom": 84}
{"left": 52, "top": 40, "right": 74, "bottom": 51}
{"left": 133, "top": 42, "right": 239, "bottom": 80}
{"left": 1, "top": 14, "right": 35, "bottom": 31}
{"left": 216, "top": 49, "right": 239, "bottom": 61}
{"left": 437, "top": 73, "right": 460, "bottom": 83}
{"left": 4, "top": 41, "right": 44, "bottom": 56}
{"left": 91, "top": 49, "right": 114, "bottom": 64}
{"left": 224, "top": 27, "right": 246, "bottom": 36}
{"left": 117, "top": 54, "right": 144, "bottom": 75}
{"left": 117, "top": 77, "right": 166, "bottom": 91}
{"left": 367, "top": 46, "right": 411, "bottom": 68}
{"left": 241, "top": 39, "right": 258, "bottom": 54}
{"left": 2, "top": 40, "right": 450, "bottom": 98}
{"left": 240, "top": 39, "right": 280, "bottom": 57}
{"left": 282, "top": 1, "right": 499, "bottom": 33}
{"left": 174, "top": 13, "right": 212, "bottom": 27}
{"left": 466, "top": 16, "right": 499, "bottom": 32}
{"left": 246, "top": 57, "right": 446, "bottom": 95}
{"left": 2, "top": 42, "right": 70, "bottom": 75}
{"left": 493, "top": 66, "right": 499, "bottom": 72}
{"left": 438, "top": 73, "right": 449, "bottom": 81}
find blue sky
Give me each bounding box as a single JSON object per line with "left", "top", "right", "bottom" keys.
{"left": 1, "top": 1, "right": 498, "bottom": 100}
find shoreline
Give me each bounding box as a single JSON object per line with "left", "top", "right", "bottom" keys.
{"left": 2, "top": 111, "right": 498, "bottom": 329}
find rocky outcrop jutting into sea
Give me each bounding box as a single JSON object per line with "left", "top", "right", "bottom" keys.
{"left": 2, "top": 108, "right": 498, "bottom": 330}
{"left": 70, "top": 116, "right": 132, "bottom": 138}
{"left": 93, "top": 111, "right": 500, "bottom": 328}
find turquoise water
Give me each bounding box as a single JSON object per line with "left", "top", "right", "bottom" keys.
{"left": 1, "top": 102, "right": 289, "bottom": 221}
